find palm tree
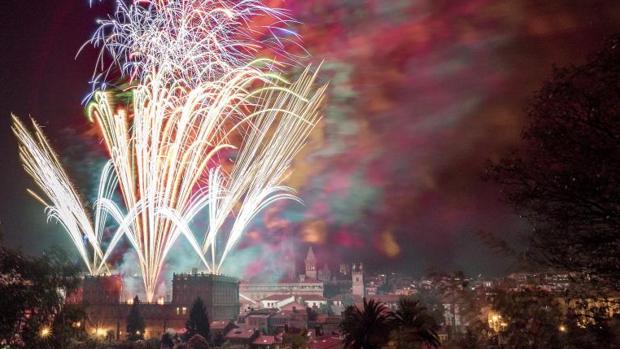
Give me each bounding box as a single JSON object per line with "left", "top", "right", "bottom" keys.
{"left": 340, "top": 298, "right": 391, "bottom": 349}
{"left": 389, "top": 298, "right": 441, "bottom": 349}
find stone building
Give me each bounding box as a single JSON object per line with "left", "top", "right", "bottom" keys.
{"left": 78, "top": 272, "right": 240, "bottom": 339}
{"left": 172, "top": 272, "right": 240, "bottom": 321}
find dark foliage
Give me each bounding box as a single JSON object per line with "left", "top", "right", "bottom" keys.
{"left": 486, "top": 34, "right": 620, "bottom": 288}
{"left": 50, "top": 305, "right": 87, "bottom": 348}
{"left": 126, "top": 296, "right": 145, "bottom": 341}
{"left": 389, "top": 298, "right": 441, "bottom": 348}
{"left": 161, "top": 332, "right": 175, "bottom": 349}
{"left": 185, "top": 297, "right": 210, "bottom": 341}
{"left": 463, "top": 288, "right": 620, "bottom": 349}
{"left": 492, "top": 288, "right": 564, "bottom": 348}
{"left": 187, "top": 334, "right": 210, "bottom": 349}
{"left": 339, "top": 298, "right": 393, "bottom": 349}
{"left": 282, "top": 330, "right": 308, "bottom": 349}
{"left": 306, "top": 306, "right": 319, "bottom": 321}
{"left": 0, "top": 244, "right": 80, "bottom": 348}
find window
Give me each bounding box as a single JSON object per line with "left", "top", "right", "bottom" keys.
{"left": 182, "top": 307, "right": 187, "bottom": 315}
{"left": 176, "top": 307, "right": 180, "bottom": 315}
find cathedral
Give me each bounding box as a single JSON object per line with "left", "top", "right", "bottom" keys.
{"left": 240, "top": 246, "right": 365, "bottom": 302}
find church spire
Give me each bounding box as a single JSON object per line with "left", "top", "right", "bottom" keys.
{"left": 305, "top": 246, "right": 316, "bottom": 263}
{"left": 305, "top": 246, "right": 317, "bottom": 279}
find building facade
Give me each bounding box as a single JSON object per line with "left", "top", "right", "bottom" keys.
{"left": 172, "top": 273, "right": 240, "bottom": 321}
{"left": 79, "top": 273, "right": 240, "bottom": 340}
{"left": 352, "top": 263, "right": 365, "bottom": 297}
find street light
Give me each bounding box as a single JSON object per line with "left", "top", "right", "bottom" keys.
{"left": 39, "top": 327, "right": 51, "bottom": 338}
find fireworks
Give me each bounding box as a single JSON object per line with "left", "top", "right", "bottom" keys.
{"left": 13, "top": 0, "right": 325, "bottom": 302}
{"left": 11, "top": 116, "right": 110, "bottom": 275}
{"left": 85, "top": 0, "right": 304, "bottom": 95}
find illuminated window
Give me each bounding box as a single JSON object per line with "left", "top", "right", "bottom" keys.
{"left": 176, "top": 307, "right": 180, "bottom": 315}
{"left": 182, "top": 307, "right": 187, "bottom": 315}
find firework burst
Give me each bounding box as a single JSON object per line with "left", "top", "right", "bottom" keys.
{"left": 14, "top": 0, "right": 325, "bottom": 301}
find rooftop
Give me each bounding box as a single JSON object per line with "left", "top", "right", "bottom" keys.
{"left": 309, "top": 336, "right": 343, "bottom": 349}
{"left": 260, "top": 294, "right": 295, "bottom": 301}
{"left": 210, "top": 320, "right": 232, "bottom": 330}
{"left": 253, "top": 335, "right": 277, "bottom": 345}
{"left": 225, "top": 327, "right": 257, "bottom": 340}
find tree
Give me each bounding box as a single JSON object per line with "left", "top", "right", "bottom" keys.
{"left": 486, "top": 34, "right": 620, "bottom": 288}
{"left": 455, "top": 287, "right": 620, "bottom": 349}
{"left": 161, "top": 332, "right": 175, "bottom": 349}
{"left": 492, "top": 289, "right": 564, "bottom": 349}
{"left": 50, "top": 305, "right": 86, "bottom": 349}
{"left": 187, "top": 334, "right": 210, "bottom": 349}
{"left": 306, "top": 306, "right": 319, "bottom": 322}
{"left": 282, "top": 331, "right": 308, "bottom": 349}
{"left": 185, "top": 297, "right": 210, "bottom": 341}
{"left": 126, "top": 296, "right": 145, "bottom": 341}
{"left": 560, "top": 300, "right": 619, "bottom": 348}
{"left": 388, "top": 298, "right": 441, "bottom": 349}
{"left": 0, "top": 244, "right": 80, "bottom": 348}
{"left": 340, "top": 298, "right": 391, "bottom": 349}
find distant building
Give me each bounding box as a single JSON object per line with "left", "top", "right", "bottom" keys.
{"left": 240, "top": 279, "right": 324, "bottom": 302}
{"left": 304, "top": 295, "right": 327, "bottom": 309}
{"left": 79, "top": 272, "right": 240, "bottom": 340}
{"left": 318, "top": 264, "right": 332, "bottom": 282}
{"left": 305, "top": 247, "right": 318, "bottom": 280}
{"left": 352, "top": 263, "right": 365, "bottom": 298}
{"left": 224, "top": 325, "right": 259, "bottom": 348}
{"left": 309, "top": 335, "right": 343, "bottom": 349}
{"left": 260, "top": 294, "right": 295, "bottom": 310}
{"left": 82, "top": 275, "right": 123, "bottom": 305}
{"left": 253, "top": 334, "right": 278, "bottom": 349}
{"left": 172, "top": 272, "right": 240, "bottom": 321}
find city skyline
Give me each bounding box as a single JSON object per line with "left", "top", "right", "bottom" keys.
{"left": 2, "top": 1, "right": 620, "bottom": 280}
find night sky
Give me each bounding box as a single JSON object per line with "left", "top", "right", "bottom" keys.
{"left": 1, "top": 1, "right": 620, "bottom": 281}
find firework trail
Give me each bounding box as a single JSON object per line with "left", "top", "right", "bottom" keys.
{"left": 11, "top": 116, "right": 114, "bottom": 275}
{"left": 204, "top": 65, "right": 327, "bottom": 273}
{"left": 85, "top": 0, "right": 304, "bottom": 94}
{"left": 15, "top": 0, "right": 325, "bottom": 301}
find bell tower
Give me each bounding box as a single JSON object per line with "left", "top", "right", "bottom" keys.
{"left": 305, "top": 247, "right": 317, "bottom": 280}
{"left": 352, "top": 263, "right": 365, "bottom": 297}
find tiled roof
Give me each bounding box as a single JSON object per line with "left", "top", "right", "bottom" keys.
{"left": 309, "top": 336, "right": 343, "bottom": 349}
{"left": 253, "top": 335, "right": 276, "bottom": 345}
{"left": 225, "top": 327, "right": 256, "bottom": 339}
{"left": 210, "top": 320, "right": 231, "bottom": 330}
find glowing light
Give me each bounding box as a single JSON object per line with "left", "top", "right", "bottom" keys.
{"left": 40, "top": 327, "right": 51, "bottom": 338}
{"left": 14, "top": 0, "right": 326, "bottom": 302}
{"left": 11, "top": 116, "right": 113, "bottom": 275}
{"left": 85, "top": 0, "right": 303, "bottom": 95}
{"left": 380, "top": 230, "right": 401, "bottom": 258}
{"left": 488, "top": 311, "right": 508, "bottom": 333}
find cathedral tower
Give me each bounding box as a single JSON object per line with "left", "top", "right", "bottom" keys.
{"left": 352, "top": 263, "right": 365, "bottom": 297}
{"left": 305, "top": 246, "right": 317, "bottom": 280}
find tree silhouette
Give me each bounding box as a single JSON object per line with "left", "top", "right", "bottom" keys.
{"left": 126, "top": 296, "right": 145, "bottom": 341}
{"left": 388, "top": 298, "right": 441, "bottom": 348}
{"left": 487, "top": 34, "right": 620, "bottom": 288}
{"left": 0, "top": 245, "right": 80, "bottom": 348}
{"left": 340, "top": 298, "right": 391, "bottom": 349}
{"left": 185, "top": 297, "right": 210, "bottom": 341}
{"left": 187, "top": 334, "right": 210, "bottom": 349}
